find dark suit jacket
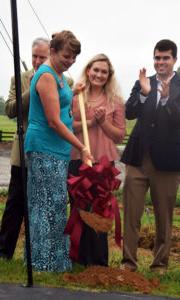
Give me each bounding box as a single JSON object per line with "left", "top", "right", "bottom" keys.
{"left": 121, "top": 72, "right": 180, "bottom": 171}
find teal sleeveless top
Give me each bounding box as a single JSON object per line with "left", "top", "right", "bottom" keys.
{"left": 25, "top": 65, "right": 73, "bottom": 160}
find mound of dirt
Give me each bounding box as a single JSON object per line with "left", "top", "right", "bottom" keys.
{"left": 63, "top": 265, "right": 159, "bottom": 294}
{"left": 138, "top": 225, "right": 180, "bottom": 258}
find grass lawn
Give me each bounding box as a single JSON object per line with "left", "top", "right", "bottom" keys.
{"left": 0, "top": 116, "right": 135, "bottom": 139}
{"left": 0, "top": 115, "right": 16, "bottom": 132}
{"left": 0, "top": 115, "right": 134, "bottom": 144}
{"left": 0, "top": 190, "right": 180, "bottom": 298}
{"left": 125, "top": 119, "right": 136, "bottom": 135}
{"left": 0, "top": 117, "right": 180, "bottom": 297}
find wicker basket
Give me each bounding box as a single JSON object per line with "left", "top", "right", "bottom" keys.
{"left": 79, "top": 209, "right": 113, "bottom": 233}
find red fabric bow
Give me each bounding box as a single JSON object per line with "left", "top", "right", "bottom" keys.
{"left": 64, "top": 155, "right": 121, "bottom": 261}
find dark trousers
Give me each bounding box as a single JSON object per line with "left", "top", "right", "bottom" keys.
{"left": 0, "top": 166, "right": 26, "bottom": 258}
{"left": 68, "top": 160, "right": 108, "bottom": 266}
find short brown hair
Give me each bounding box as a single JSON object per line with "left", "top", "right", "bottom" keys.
{"left": 154, "top": 39, "right": 177, "bottom": 58}
{"left": 50, "top": 30, "right": 81, "bottom": 55}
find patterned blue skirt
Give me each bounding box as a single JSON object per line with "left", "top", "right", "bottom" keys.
{"left": 26, "top": 152, "right": 72, "bottom": 272}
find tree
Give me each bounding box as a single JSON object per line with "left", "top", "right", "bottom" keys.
{"left": 0, "top": 96, "right": 5, "bottom": 115}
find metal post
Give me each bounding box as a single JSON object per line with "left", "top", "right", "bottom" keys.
{"left": 10, "top": 0, "right": 33, "bottom": 287}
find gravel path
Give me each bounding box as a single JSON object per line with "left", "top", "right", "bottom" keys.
{"left": 0, "top": 143, "right": 11, "bottom": 188}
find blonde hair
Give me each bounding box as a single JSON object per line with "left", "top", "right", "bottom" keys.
{"left": 79, "top": 53, "right": 123, "bottom": 104}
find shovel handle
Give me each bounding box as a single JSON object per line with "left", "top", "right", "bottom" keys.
{"left": 78, "top": 92, "right": 92, "bottom": 167}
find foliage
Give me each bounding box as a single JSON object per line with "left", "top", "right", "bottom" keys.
{"left": 0, "top": 188, "right": 8, "bottom": 196}
{"left": 177, "top": 66, "right": 180, "bottom": 75}
{"left": 0, "top": 97, "right": 5, "bottom": 115}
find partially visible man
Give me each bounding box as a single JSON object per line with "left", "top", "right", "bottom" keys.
{"left": 121, "top": 39, "right": 180, "bottom": 273}
{"left": 0, "top": 37, "right": 50, "bottom": 259}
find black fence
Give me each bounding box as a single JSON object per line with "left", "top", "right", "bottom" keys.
{"left": 0, "top": 130, "right": 15, "bottom": 142}
{"left": 121, "top": 134, "right": 129, "bottom": 145}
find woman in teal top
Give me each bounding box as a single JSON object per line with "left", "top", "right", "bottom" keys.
{"left": 25, "top": 66, "right": 73, "bottom": 160}
{"left": 25, "top": 30, "right": 92, "bottom": 272}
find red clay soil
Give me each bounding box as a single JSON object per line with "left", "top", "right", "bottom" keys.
{"left": 139, "top": 225, "right": 180, "bottom": 258}
{"left": 63, "top": 265, "right": 159, "bottom": 294}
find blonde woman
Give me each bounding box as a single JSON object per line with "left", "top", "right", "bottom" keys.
{"left": 69, "top": 53, "right": 126, "bottom": 266}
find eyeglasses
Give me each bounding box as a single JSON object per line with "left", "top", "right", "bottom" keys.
{"left": 154, "top": 56, "right": 171, "bottom": 61}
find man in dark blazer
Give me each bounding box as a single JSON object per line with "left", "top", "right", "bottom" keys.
{"left": 121, "top": 39, "right": 180, "bottom": 273}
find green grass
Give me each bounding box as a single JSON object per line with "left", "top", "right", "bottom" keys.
{"left": 0, "top": 253, "right": 180, "bottom": 297}
{"left": 1, "top": 117, "right": 135, "bottom": 136}
{"left": 0, "top": 188, "right": 8, "bottom": 196}
{"left": 0, "top": 115, "right": 16, "bottom": 132}
{"left": 0, "top": 203, "right": 5, "bottom": 218}
{"left": 115, "top": 187, "right": 180, "bottom": 207}
{"left": 126, "top": 119, "right": 136, "bottom": 134}
{"left": 172, "top": 213, "right": 180, "bottom": 228}
{"left": 0, "top": 197, "right": 180, "bottom": 297}
{"left": 0, "top": 118, "right": 180, "bottom": 296}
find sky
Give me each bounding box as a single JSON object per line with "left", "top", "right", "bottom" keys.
{"left": 1, "top": 0, "right": 180, "bottom": 100}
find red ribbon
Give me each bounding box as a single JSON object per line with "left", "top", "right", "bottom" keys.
{"left": 64, "top": 155, "right": 122, "bottom": 261}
